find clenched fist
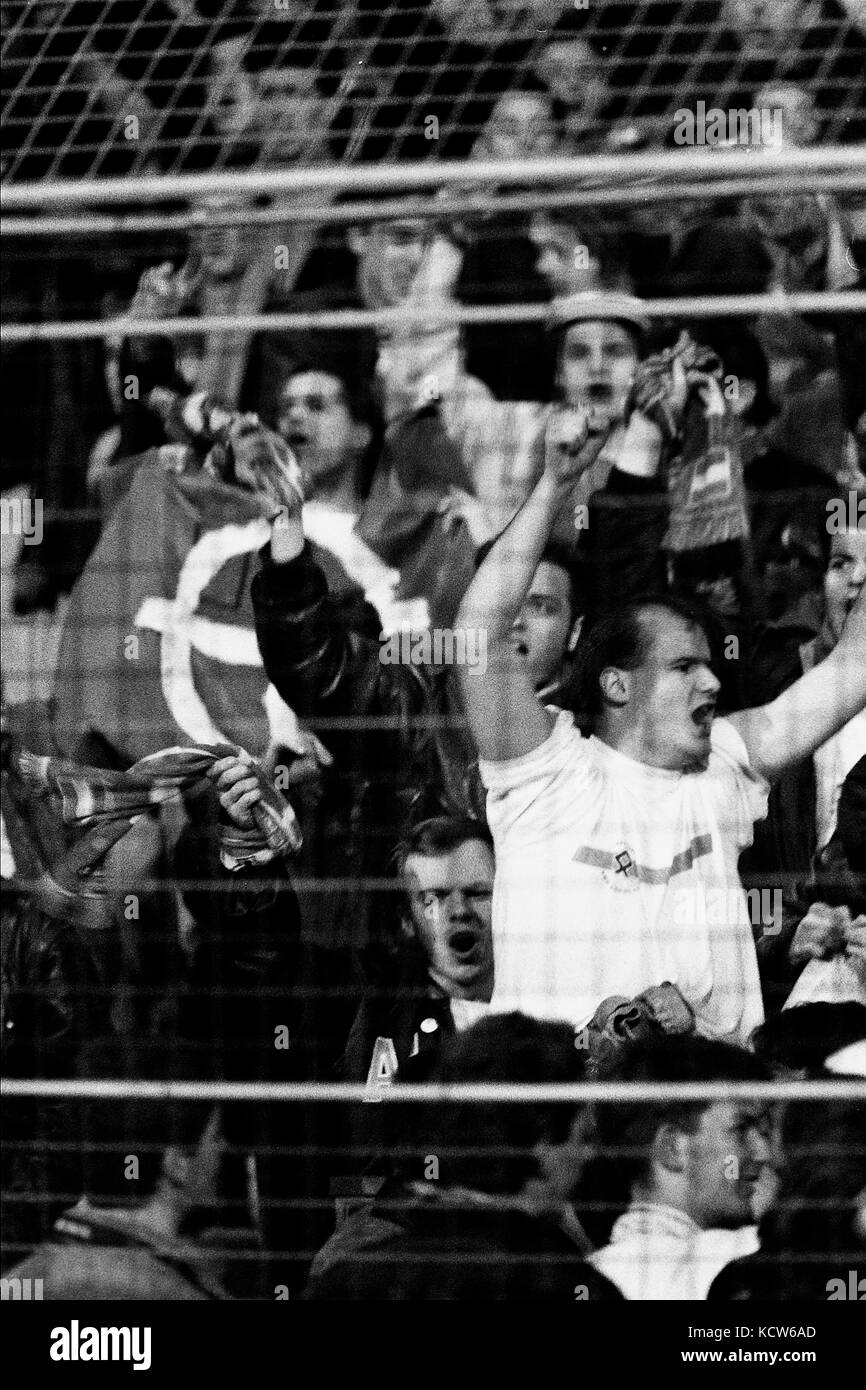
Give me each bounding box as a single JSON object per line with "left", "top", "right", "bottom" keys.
{"left": 543, "top": 405, "right": 603, "bottom": 486}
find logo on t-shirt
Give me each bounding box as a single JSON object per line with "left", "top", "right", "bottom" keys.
{"left": 603, "top": 844, "right": 641, "bottom": 893}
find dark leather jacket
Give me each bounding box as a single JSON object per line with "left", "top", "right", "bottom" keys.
{"left": 251, "top": 543, "right": 487, "bottom": 951}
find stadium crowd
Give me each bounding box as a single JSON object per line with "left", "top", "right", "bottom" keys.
{"left": 1, "top": 0, "right": 866, "bottom": 1301}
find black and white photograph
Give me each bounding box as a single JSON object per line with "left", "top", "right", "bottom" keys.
{"left": 1, "top": 0, "right": 865, "bottom": 1356}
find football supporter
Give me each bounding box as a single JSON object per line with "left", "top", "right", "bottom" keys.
{"left": 455, "top": 398, "right": 866, "bottom": 1043}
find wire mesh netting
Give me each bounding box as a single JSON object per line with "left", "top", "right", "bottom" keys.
{"left": 4, "top": 0, "right": 866, "bottom": 183}
{"left": 2, "top": 0, "right": 866, "bottom": 1306}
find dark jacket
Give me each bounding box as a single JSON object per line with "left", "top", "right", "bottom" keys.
{"left": 337, "top": 972, "right": 457, "bottom": 1186}
{"left": 251, "top": 543, "right": 487, "bottom": 951}
{"left": 171, "top": 793, "right": 358, "bottom": 1297}
{"left": 342, "top": 971, "right": 456, "bottom": 1086}
{"left": 743, "top": 606, "right": 831, "bottom": 898}
{"left": 754, "top": 755, "right": 866, "bottom": 1012}
{"left": 303, "top": 1182, "right": 625, "bottom": 1301}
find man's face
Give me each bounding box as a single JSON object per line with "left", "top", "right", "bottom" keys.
{"left": 624, "top": 610, "right": 721, "bottom": 771}
{"left": 510, "top": 560, "right": 577, "bottom": 690}
{"left": 404, "top": 839, "right": 495, "bottom": 1001}
{"left": 196, "top": 196, "right": 252, "bottom": 281}
{"left": 530, "top": 215, "right": 600, "bottom": 297}
{"left": 207, "top": 39, "right": 258, "bottom": 139}
{"left": 278, "top": 371, "right": 360, "bottom": 489}
{"left": 755, "top": 82, "right": 819, "bottom": 147}
{"left": 255, "top": 66, "right": 323, "bottom": 164}
{"left": 477, "top": 92, "right": 558, "bottom": 162}
{"left": 684, "top": 1102, "right": 772, "bottom": 1229}
{"left": 557, "top": 320, "right": 639, "bottom": 425}
{"left": 723, "top": 0, "right": 809, "bottom": 50}
{"left": 355, "top": 219, "right": 433, "bottom": 307}
{"left": 824, "top": 527, "right": 866, "bottom": 644}
{"left": 535, "top": 40, "right": 609, "bottom": 124}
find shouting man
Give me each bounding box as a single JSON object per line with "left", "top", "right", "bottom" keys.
{"left": 456, "top": 390, "right": 866, "bottom": 1044}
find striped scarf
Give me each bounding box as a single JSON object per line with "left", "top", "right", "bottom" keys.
{"left": 14, "top": 744, "right": 302, "bottom": 873}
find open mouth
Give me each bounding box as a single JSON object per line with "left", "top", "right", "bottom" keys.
{"left": 691, "top": 701, "right": 716, "bottom": 734}
{"left": 449, "top": 929, "right": 480, "bottom": 960}
{"left": 585, "top": 381, "right": 613, "bottom": 403}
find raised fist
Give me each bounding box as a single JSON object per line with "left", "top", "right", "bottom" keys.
{"left": 126, "top": 259, "right": 197, "bottom": 324}
{"left": 542, "top": 405, "right": 597, "bottom": 485}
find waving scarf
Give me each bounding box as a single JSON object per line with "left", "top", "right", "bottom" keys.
{"left": 14, "top": 744, "right": 301, "bottom": 882}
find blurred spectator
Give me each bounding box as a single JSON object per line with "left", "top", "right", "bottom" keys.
{"left": 585, "top": 1036, "right": 772, "bottom": 1299}
{"left": 529, "top": 210, "right": 633, "bottom": 297}
{"left": 534, "top": 20, "right": 620, "bottom": 152}
{"left": 669, "top": 326, "right": 833, "bottom": 691}
{"left": 747, "top": 512, "right": 866, "bottom": 885}
{"left": 457, "top": 79, "right": 560, "bottom": 401}
{"left": 305, "top": 1013, "right": 623, "bottom": 1300}
{"left": 470, "top": 78, "right": 560, "bottom": 162}
{"left": 547, "top": 291, "right": 650, "bottom": 523}
{"left": 754, "top": 78, "right": 822, "bottom": 146}
{"left": 1, "top": 1041, "right": 220, "bottom": 1298}
{"left": 715, "top": 0, "right": 866, "bottom": 142}
{"left": 709, "top": 1096, "right": 866, "bottom": 1299}
{"left": 756, "top": 756, "right": 866, "bottom": 1012}
{"left": 268, "top": 198, "right": 464, "bottom": 429}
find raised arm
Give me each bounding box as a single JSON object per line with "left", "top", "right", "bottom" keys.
{"left": 251, "top": 474, "right": 426, "bottom": 774}
{"left": 455, "top": 409, "right": 606, "bottom": 763}
{"left": 729, "top": 579, "right": 866, "bottom": 782}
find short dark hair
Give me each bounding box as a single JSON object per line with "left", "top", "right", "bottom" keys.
{"left": 394, "top": 815, "right": 494, "bottom": 883}
{"left": 571, "top": 594, "right": 713, "bottom": 722}
{"left": 395, "top": 1013, "right": 586, "bottom": 1194}
{"left": 578, "top": 1036, "right": 769, "bottom": 1243}
{"left": 474, "top": 539, "right": 587, "bottom": 621}
{"left": 279, "top": 357, "right": 383, "bottom": 498}
{"left": 281, "top": 358, "right": 376, "bottom": 428}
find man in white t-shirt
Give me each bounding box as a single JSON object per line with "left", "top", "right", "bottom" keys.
{"left": 456, "top": 390, "right": 866, "bottom": 1045}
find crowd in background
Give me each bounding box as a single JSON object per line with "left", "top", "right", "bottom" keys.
{"left": 1, "top": 0, "right": 865, "bottom": 1300}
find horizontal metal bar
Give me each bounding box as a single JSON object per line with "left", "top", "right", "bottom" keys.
{"left": 3, "top": 145, "right": 865, "bottom": 211}
{"left": 2, "top": 1078, "right": 863, "bottom": 1103}
{"left": 5, "top": 171, "right": 866, "bottom": 239}
{"left": 3, "top": 291, "right": 864, "bottom": 344}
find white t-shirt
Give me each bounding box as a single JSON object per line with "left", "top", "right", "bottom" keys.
{"left": 813, "top": 707, "right": 866, "bottom": 851}
{"left": 590, "top": 1203, "right": 759, "bottom": 1301}
{"left": 479, "top": 712, "right": 769, "bottom": 1045}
